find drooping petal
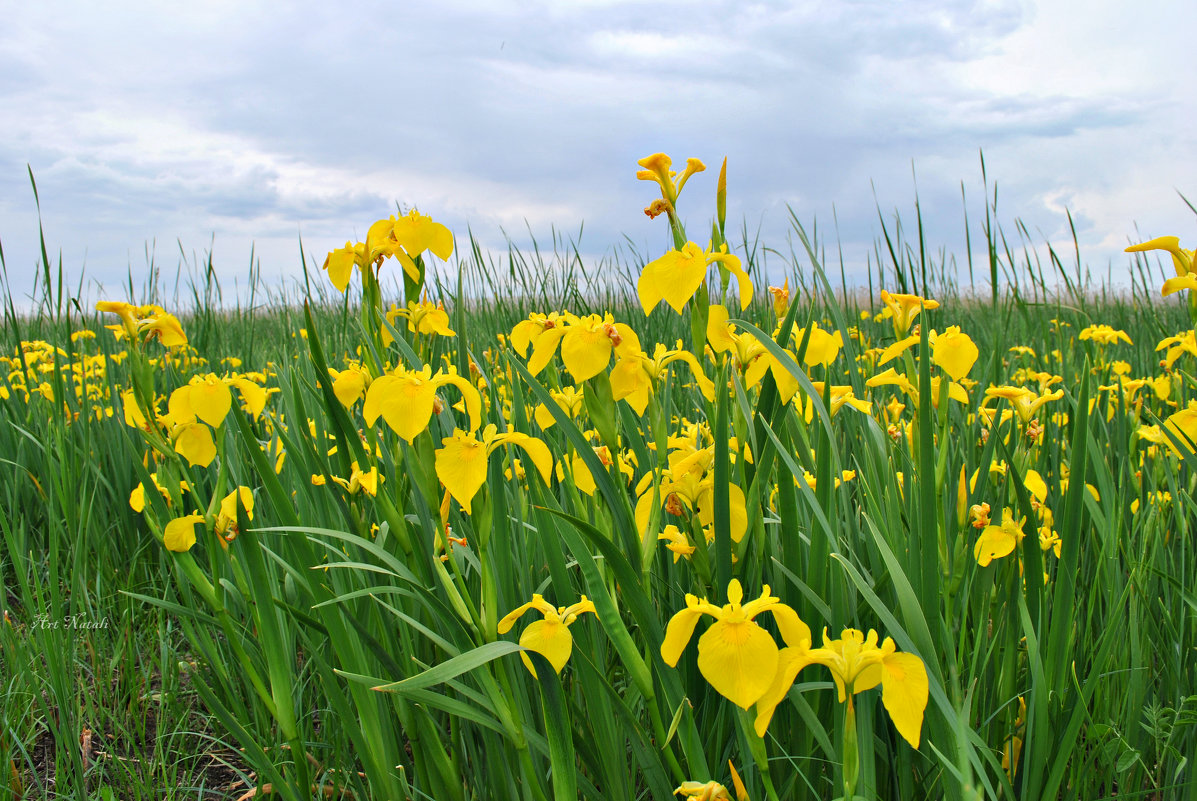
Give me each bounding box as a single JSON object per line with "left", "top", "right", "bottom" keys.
{"left": 932, "top": 327, "right": 979, "bottom": 382}
{"left": 498, "top": 598, "right": 545, "bottom": 634}
{"left": 566, "top": 454, "right": 596, "bottom": 495}
{"left": 638, "top": 243, "right": 708, "bottom": 314}
{"left": 753, "top": 646, "right": 818, "bottom": 737}
{"left": 1162, "top": 274, "right": 1197, "bottom": 296}
{"left": 519, "top": 619, "right": 573, "bottom": 675}
{"left": 219, "top": 486, "right": 254, "bottom": 524}
{"left": 769, "top": 603, "right": 811, "bottom": 650}
{"left": 877, "top": 335, "right": 920, "bottom": 367}
{"left": 491, "top": 432, "right": 553, "bottom": 485}
{"left": 190, "top": 378, "right": 232, "bottom": 428}
{"left": 798, "top": 323, "right": 843, "bottom": 368}
{"left": 697, "top": 482, "right": 748, "bottom": 543}
{"left": 122, "top": 389, "right": 149, "bottom": 428}
{"left": 974, "top": 522, "right": 1019, "bottom": 566}
{"left": 560, "top": 326, "right": 612, "bottom": 382}
{"left": 435, "top": 433, "right": 489, "bottom": 513}
{"left": 174, "top": 423, "right": 217, "bottom": 468}
{"left": 696, "top": 619, "right": 779, "bottom": 709}
{"left": 331, "top": 369, "right": 368, "bottom": 409}
{"left": 610, "top": 357, "right": 652, "bottom": 416}
{"left": 229, "top": 377, "right": 267, "bottom": 418}
{"left": 706, "top": 304, "right": 738, "bottom": 354}
{"left": 1023, "top": 469, "right": 1048, "bottom": 503}
{"left": 167, "top": 384, "right": 197, "bottom": 426}
{"left": 379, "top": 376, "right": 438, "bottom": 443}
{"left": 129, "top": 483, "right": 146, "bottom": 513}
{"left": 880, "top": 651, "right": 929, "bottom": 748}
{"left": 527, "top": 327, "right": 568, "bottom": 376}
{"left": 714, "top": 251, "right": 753, "bottom": 311}
{"left": 661, "top": 603, "right": 706, "bottom": 667}
{"left": 164, "top": 514, "right": 204, "bottom": 552}
{"left": 362, "top": 375, "right": 398, "bottom": 426}
{"left": 435, "top": 374, "right": 483, "bottom": 433}
{"left": 322, "top": 242, "right": 360, "bottom": 292}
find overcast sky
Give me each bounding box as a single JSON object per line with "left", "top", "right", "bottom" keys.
{"left": 1, "top": 0, "right": 1194, "bottom": 307}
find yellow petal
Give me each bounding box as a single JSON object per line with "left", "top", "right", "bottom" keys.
{"left": 697, "top": 483, "right": 748, "bottom": 543}
{"left": 499, "top": 597, "right": 549, "bottom": 634}
{"left": 492, "top": 432, "right": 553, "bottom": 485}
{"left": 706, "top": 304, "right": 737, "bottom": 353}
{"left": 661, "top": 604, "right": 705, "bottom": 666}
{"left": 362, "top": 375, "right": 397, "bottom": 426}
{"left": 219, "top": 486, "right": 254, "bottom": 524}
{"left": 164, "top": 514, "right": 204, "bottom": 552}
{"left": 717, "top": 251, "right": 753, "bottom": 311}
{"left": 190, "top": 378, "right": 232, "bottom": 428}
{"left": 696, "top": 619, "right": 779, "bottom": 709}
{"left": 519, "top": 619, "right": 573, "bottom": 676}
{"left": 167, "top": 384, "right": 197, "bottom": 426}
{"left": 377, "top": 375, "right": 438, "bottom": 443}
{"left": 974, "top": 523, "right": 1017, "bottom": 566}
{"left": 769, "top": 603, "right": 811, "bottom": 650}
{"left": 1162, "top": 274, "right": 1197, "bottom": 296}
{"left": 332, "top": 370, "right": 367, "bottom": 409}
{"left": 527, "top": 327, "right": 567, "bottom": 376}
{"left": 878, "top": 335, "right": 920, "bottom": 366}
{"left": 174, "top": 423, "right": 217, "bottom": 468}
{"left": 435, "top": 374, "right": 483, "bottom": 433}
{"left": 435, "top": 434, "right": 488, "bottom": 513}
{"left": 932, "top": 328, "right": 979, "bottom": 382}
{"left": 568, "top": 454, "right": 596, "bottom": 496}
{"left": 754, "top": 646, "right": 817, "bottom": 737}
{"left": 129, "top": 482, "right": 146, "bottom": 513}
{"left": 1023, "top": 469, "right": 1048, "bottom": 503}
{"left": 880, "top": 651, "right": 929, "bottom": 748}
{"left": 609, "top": 358, "right": 651, "bottom": 416}
{"left": 322, "top": 242, "right": 360, "bottom": 292}
{"left": 638, "top": 243, "right": 707, "bottom": 314}
{"left": 229, "top": 377, "right": 267, "bottom": 418}
{"left": 560, "top": 326, "right": 612, "bottom": 382}
{"left": 122, "top": 388, "right": 149, "bottom": 428}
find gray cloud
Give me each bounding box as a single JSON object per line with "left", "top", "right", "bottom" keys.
{"left": 1, "top": 0, "right": 1194, "bottom": 307}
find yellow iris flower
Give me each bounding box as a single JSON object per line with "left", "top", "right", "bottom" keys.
{"left": 878, "top": 290, "right": 939, "bottom": 337}
{"left": 1079, "top": 324, "right": 1132, "bottom": 346}
{"left": 754, "top": 626, "right": 929, "bottom": 748}
{"left": 363, "top": 365, "right": 481, "bottom": 443}
{"left": 661, "top": 579, "right": 806, "bottom": 710}
{"left": 524, "top": 313, "right": 641, "bottom": 382}
{"left": 383, "top": 300, "right": 455, "bottom": 341}
{"left": 365, "top": 210, "right": 455, "bottom": 281}
{"left": 435, "top": 424, "right": 552, "bottom": 513}
{"left": 610, "top": 342, "right": 715, "bottom": 416}
{"left": 983, "top": 386, "right": 1064, "bottom": 424}
{"left": 974, "top": 508, "right": 1026, "bottom": 566}
{"left": 498, "top": 594, "right": 596, "bottom": 676}
{"left": 638, "top": 242, "right": 751, "bottom": 315}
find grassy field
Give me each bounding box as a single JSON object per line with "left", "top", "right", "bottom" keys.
{"left": 1, "top": 157, "right": 1195, "bottom": 800}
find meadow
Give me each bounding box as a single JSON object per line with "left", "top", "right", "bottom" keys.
{"left": 1, "top": 155, "right": 1195, "bottom": 800}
